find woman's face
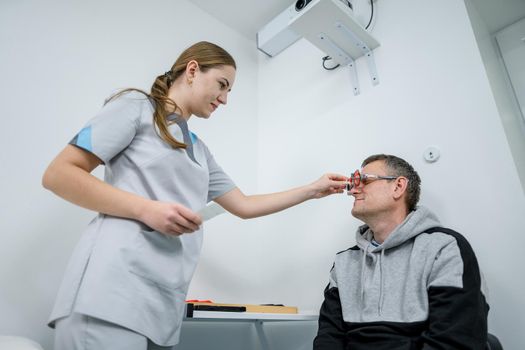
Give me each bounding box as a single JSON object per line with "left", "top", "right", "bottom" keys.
{"left": 188, "top": 65, "right": 236, "bottom": 119}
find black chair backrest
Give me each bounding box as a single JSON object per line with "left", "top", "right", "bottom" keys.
{"left": 487, "top": 333, "right": 503, "bottom": 350}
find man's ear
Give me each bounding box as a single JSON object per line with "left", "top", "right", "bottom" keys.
{"left": 392, "top": 177, "right": 409, "bottom": 200}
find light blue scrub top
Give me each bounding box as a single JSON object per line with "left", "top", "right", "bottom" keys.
{"left": 48, "top": 91, "right": 236, "bottom": 346}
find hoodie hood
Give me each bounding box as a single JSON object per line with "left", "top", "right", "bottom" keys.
{"left": 356, "top": 205, "right": 441, "bottom": 252}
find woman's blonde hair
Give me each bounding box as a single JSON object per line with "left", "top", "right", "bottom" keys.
{"left": 111, "top": 41, "right": 236, "bottom": 149}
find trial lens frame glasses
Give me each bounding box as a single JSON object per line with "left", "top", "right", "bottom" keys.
{"left": 346, "top": 169, "right": 398, "bottom": 191}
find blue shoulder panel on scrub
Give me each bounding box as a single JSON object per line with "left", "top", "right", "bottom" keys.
{"left": 70, "top": 126, "right": 93, "bottom": 152}
{"left": 190, "top": 132, "right": 197, "bottom": 144}
{"left": 67, "top": 92, "right": 143, "bottom": 163}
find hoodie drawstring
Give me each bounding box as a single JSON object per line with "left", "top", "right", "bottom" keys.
{"left": 360, "top": 241, "right": 371, "bottom": 319}
{"left": 378, "top": 248, "right": 385, "bottom": 316}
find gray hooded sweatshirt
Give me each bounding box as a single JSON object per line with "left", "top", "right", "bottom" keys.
{"left": 314, "top": 206, "right": 489, "bottom": 350}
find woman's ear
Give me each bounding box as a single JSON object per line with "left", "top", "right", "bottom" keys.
{"left": 185, "top": 60, "right": 199, "bottom": 80}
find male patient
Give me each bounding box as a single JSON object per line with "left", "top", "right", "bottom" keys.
{"left": 313, "top": 154, "right": 489, "bottom": 350}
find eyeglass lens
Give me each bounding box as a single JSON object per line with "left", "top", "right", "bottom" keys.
{"left": 352, "top": 170, "right": 361, "bottom": 187}
{"left": 346, "top": 169, "right": 361, "bottom": 191}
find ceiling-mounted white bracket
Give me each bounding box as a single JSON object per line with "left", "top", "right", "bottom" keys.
{"left": 335, "top": 21, "right": 379, "bottom": 86}
{"left": 317, "top": 32, "right": 360, "bottom": 95}
{"left": 364, "top": 51, "right": 379, "bottom": 86}
{"left": 347, "top": 60, "right": 360, "bottom": 95}
{"left": 259, "top": 0, "right": 381, "bottom": 97}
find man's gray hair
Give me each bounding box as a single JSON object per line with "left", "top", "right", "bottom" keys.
{"left": 362, "top": 154, "right": 421, "bottom": 212}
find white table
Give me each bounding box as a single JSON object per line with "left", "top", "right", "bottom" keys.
{"left": 184, "top": 310, "right": 318, "bottom": 350}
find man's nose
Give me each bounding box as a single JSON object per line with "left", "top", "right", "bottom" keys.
{"left": 349, "top": 184, "right": 361, "bottom": 196}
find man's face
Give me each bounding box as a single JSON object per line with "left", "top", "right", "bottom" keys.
{"left": 349, "top": 160, "right": 398, "bottom": 221}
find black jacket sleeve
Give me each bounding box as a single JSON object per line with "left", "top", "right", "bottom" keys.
{"left": 421, "top": 229, "right": 489, "bottom": 350}
{"left": 313, "top": 284, "right": 347, "bottom": 350}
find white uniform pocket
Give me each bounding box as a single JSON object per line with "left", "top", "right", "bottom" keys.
{"left": 124, "top": 230, "right": 184, "bottom": 289}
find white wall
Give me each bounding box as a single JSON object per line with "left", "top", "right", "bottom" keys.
{"left": 255, "top": 0, "right": 525, "bottom": 349}
{"left": 2, "top": 0, "right": 525, "bottom": 349}
{"left": 464, "top": 0, "right": 525, "bottom": 194}
{"left": 0, "top": 0, "right": 259, "bottom": 349}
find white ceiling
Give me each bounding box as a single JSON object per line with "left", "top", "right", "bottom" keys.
{"left": 187, "top": 0, "right": 525, "bottom": 40}
{"left": 188, "top": 0, "right": 290, "bottom": 41}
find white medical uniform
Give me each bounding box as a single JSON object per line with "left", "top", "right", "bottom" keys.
{"left": 48, "top": 91, "right": 236, "bottom": 346}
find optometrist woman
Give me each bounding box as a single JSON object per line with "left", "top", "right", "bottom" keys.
{"left": 42, "top": 41, "right": 348, "bottom": 350}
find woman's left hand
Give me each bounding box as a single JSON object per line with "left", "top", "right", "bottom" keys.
{"left": 309, "top": 173, "right": 348, "bottom": 199}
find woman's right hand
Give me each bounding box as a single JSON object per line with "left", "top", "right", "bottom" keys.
{"left": 139, "top": 200, "right": 203, "bottom": 236}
